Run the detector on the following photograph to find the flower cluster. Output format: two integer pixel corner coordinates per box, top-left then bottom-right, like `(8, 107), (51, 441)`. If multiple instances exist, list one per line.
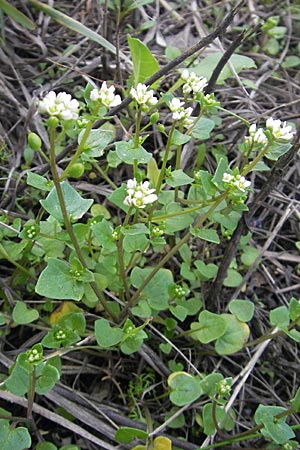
(90, 82), (122, 108)
(246, 118), (294, 145)
(246, 123), (268, 145)
(38, 91), (79, 121)
(217, 379), (231, 396)
(169, 98), (193, 126)
(222, 173), (251, 192)
(26, 346), (43, 364)
(124, 178), (158, 209)
(181, 69), (207, 96)
(130, 83), (158, 112)
(266, 117), (294, 141)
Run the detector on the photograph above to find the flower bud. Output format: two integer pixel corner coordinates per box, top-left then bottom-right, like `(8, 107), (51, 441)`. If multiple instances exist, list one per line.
(28, 132), (42, 150)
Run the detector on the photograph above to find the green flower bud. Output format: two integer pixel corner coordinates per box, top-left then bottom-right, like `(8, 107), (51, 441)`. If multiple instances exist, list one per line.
(28, 132), (42, 150)
(67, 163), (85, 178)
(47, 116), (59, 129)
(150, 111), (159, 124)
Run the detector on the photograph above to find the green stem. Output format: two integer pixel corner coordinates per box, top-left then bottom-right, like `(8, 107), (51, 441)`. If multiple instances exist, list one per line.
(60, 121), (94, 180)
(241, 143), (271, 176)
(27, 366), (36, 419)
(216, 106), (250, 126)
(93, 161), (117, 189)
(155, 121), (176, 194)
(49, 128), (116, 320)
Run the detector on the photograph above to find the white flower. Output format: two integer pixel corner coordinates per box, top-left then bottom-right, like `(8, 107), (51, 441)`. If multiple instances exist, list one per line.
(222, 173), (234, 183)
(130, 83), (158, 110)
(90, 82), (121, 107)
(223, 173), (251, 192)
(38, 91), (79, 120)
(266, 117), (295, 141)
(247, 124), (268, 145)
(181, 69), (207, 95)
(169, 97), (193, 125)
(124, 178), (158, 209)
(233, 175), (251, 192)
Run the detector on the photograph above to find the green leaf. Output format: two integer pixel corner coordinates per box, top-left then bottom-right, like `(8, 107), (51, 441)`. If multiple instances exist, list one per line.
(29, 0), (130, 63)
(228, 299), (254, 322)
(289, 297), (300, 321)
(0, 421), (31, 450)
(36, 443), (57, 450)
(170, 129), (191, 146)
(165, 169), (194, 187)
(35, 258), (85, 301)
(123, 233), (149, 253)
(202, 403), (227, 435)
(40, 182), (93, 223)
(12, 301), (39, 325)
(147, 157), (160, 187)
(193, 53), (256, 84)
(0, 0), (35, 29)
(117, 141), (152, 164)
(240, 245), (259, 267)
(254, 405), (295, 444)
(35, 363), (60, 395)
(120, 330), (147, 354)
(194, 260), (218, 281)
(41, 326), (80, 349)
(27, 172), (53, 191)
(5, 354), (32, 396)
(131, 267), (173, 311)
(269, 306), (289, 328)
(190, 310), (227, 344)
(266, 142), (291, 161)
(108, 184), (130, 213)
(91, 219), (116, 252)
(59, 312), (86, 335)
(215, 314), (250, 355)
(115, 427), (148, 444)
(200, 373), (224, 398)
(128, 35), (160, 86)
(191, 117), (215, 140)
(78, 128), (113, 160)
(223, 268), (243, 287)
(290, 387), (300, 413)
(190, 227), (220, 244)
(212, 157), (229, 189)
(95, 319), (124, 348)
(282, 55), (300, 68)
(198, 170), (218, 196)
(168, 371), (203, 406)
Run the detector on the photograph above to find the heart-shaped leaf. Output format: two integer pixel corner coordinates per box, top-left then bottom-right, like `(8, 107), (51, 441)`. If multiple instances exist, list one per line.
(215, 314), (250, 355)
(13, 301), (39, 324)
(95, 319), (124, 348)
(168, 371), (203, 406)
(0, 422), (31, 450)
(35, 258), (85, 301)
(190, 310), (227, 344)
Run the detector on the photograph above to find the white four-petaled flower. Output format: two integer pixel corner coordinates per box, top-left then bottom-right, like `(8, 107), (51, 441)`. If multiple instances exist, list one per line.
(169, 97), (193, 125)
(130, 83), (158, 110)
(124, 178), (158, 209)
(38, 91), (79, 120)
(90, 82), (122, 107)
(181, 69), (207, 95)
(246, 118), (294, 145)
(266, 117), (295, 141)
(248, 123), (268, 144)
(223, 173), (251, 192)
